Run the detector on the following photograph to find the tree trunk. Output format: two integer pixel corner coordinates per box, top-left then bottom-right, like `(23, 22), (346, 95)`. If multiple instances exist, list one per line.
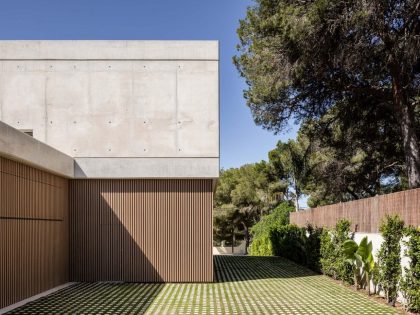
(241, 222), (250, 255)
(366, 273), (370, 296)
(391, 66), (420, 188)
(293, 176), (300, 211)
(354, 271), (358, 290)
(232, 231), (236, 254)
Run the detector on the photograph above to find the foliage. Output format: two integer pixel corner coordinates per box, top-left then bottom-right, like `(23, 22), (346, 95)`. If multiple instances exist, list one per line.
(268, 135), (312, 210)
(343, 237), (375, 294)
(320, 229), (336, 277)
(249, 232), (274, 256)
(213, 205), (243, 246)
(249, 202), (294, 256)
(299, 119), (408, 207)
(401, 227), (420, 312)
(377, 215), (405, 306)
(235, 0), (420, 188)
(320, 219), (354, 284)
(270, 224), (307, 265)
(251, 202), (294, 238)
(214, 163), (288, 252)
(372, 262), (381, 295)
(251, 218), (323, 273)
(305, 224), (323, 273)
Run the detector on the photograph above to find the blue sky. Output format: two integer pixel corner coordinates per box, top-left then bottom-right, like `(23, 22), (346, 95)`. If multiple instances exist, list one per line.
(0, 0), (298, 169)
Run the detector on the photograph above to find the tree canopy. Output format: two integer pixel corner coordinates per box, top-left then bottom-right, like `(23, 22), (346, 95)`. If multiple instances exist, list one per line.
(213, 162), (288, 252)
(234, 0), (420, 187)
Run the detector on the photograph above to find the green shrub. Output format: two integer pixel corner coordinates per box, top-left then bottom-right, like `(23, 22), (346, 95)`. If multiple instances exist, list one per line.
(250, 206), (348, 276)
(401, 227), (420, 312)
(320, 229), (335, 277)
(319, 219), (354, 284)
(343, 236), (375, 294)
(250, 234), (274, 256)
(305, 224), (323, 272)
(377, 215), (404, 306)
(251, 202), (294, 238)
(371, 261), (380, 294)
(252, 221), (322, 271)
(270, 224), (307, 265)
(250, 202), (294, 256)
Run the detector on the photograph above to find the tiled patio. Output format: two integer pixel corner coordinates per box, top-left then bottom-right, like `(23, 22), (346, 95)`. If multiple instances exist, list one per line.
(6, 256), (399, 314)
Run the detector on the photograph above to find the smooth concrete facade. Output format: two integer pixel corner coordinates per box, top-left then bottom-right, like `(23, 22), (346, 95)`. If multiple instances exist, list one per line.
(0, 40), (219, 178)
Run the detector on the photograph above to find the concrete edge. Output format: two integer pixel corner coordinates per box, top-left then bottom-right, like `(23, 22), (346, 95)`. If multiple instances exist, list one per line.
(0, 121), (220, 179)
(0, 121), (74, 178)
(74, 157), (220, 178)
(0, 282), (77, 314)
(0, 40), (219, 60)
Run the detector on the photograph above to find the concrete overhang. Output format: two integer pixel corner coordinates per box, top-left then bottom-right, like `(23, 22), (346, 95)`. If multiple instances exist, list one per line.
(0, 40), (219, 60)
(0, 121), (219, 179)
(0, 120), (74, 178)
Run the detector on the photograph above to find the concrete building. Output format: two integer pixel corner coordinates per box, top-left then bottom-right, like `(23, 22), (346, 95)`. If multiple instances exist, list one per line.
(0, 41), (219, 309)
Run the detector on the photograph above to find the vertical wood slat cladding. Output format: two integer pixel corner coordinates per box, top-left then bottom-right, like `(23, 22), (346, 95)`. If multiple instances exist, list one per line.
(0, 157), (69, 309)
(290, 188), (420, 232)
(70, 179), (213, 283)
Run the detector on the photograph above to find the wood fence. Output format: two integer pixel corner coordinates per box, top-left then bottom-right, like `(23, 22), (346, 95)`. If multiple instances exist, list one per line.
(290, 188), (420, 233)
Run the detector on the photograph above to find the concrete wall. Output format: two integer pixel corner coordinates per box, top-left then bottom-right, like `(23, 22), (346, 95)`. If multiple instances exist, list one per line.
(0, 41), (219, 178)
(213, 241), (247, 255)
(0, 120), (73, 177)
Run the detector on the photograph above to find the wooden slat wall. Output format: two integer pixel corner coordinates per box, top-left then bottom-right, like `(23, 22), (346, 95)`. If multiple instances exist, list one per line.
(0, 157), (69, 309)
(69, 179), (213, 283)
(290, 188), (420, 232)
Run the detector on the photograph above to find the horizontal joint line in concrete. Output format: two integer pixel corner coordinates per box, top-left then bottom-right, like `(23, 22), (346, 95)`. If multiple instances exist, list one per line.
(74, 156), (219, 158)
(0, 58), (219, 61)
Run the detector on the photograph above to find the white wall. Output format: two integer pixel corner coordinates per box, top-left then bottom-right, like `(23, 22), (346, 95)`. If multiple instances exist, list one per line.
(213, 241), (247, 255)
(353, 232), (409, 303)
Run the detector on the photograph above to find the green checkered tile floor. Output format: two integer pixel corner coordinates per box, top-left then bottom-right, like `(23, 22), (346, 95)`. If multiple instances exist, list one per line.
(7, 256), (400, 314)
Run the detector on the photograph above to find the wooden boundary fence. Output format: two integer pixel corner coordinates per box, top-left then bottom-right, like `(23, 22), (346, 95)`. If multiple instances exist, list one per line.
(290, 188), (420, 233)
